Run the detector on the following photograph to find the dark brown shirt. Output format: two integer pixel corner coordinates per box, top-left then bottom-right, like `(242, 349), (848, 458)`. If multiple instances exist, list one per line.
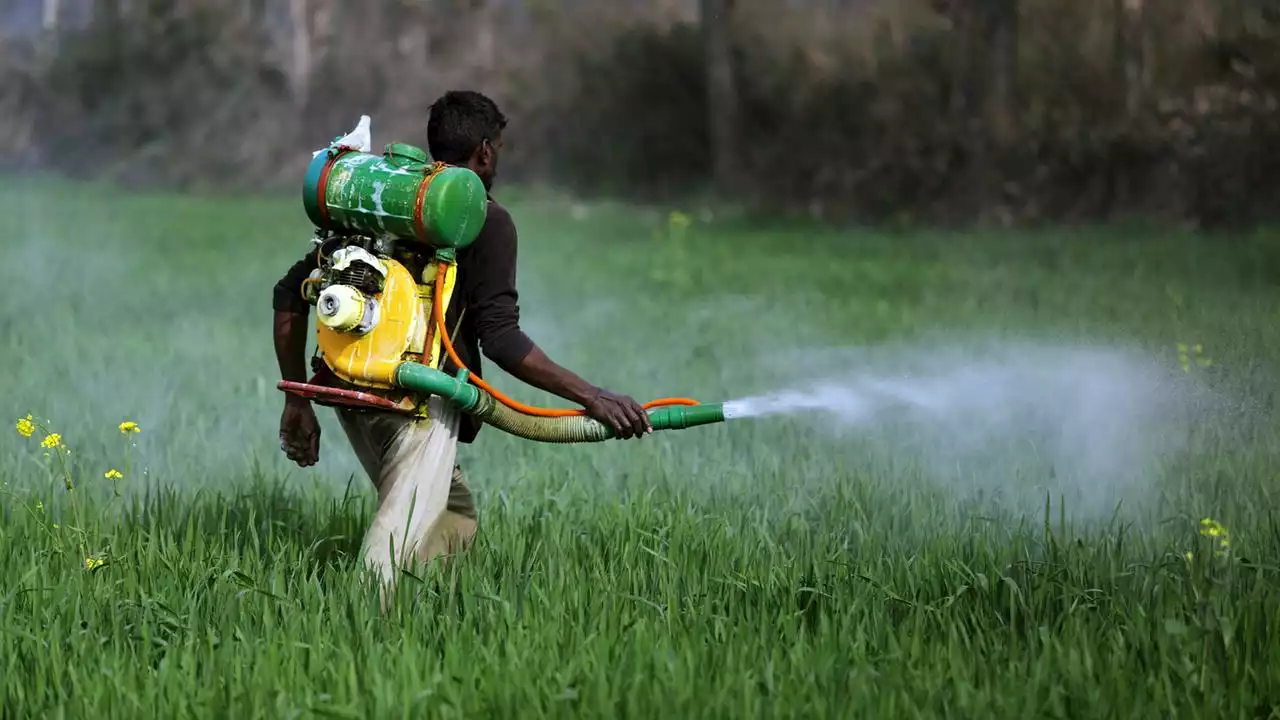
(272, 198), (534, 444)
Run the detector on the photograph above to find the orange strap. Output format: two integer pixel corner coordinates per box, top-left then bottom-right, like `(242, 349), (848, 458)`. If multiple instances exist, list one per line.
(431, 261), (699, 417)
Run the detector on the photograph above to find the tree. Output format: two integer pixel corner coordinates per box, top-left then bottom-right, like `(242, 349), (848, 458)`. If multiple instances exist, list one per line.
(701, 0), (741, 195)
(1115, 0), (1147, 121)
(981, 0), (1018, 146)
(289, 0), (311, 107)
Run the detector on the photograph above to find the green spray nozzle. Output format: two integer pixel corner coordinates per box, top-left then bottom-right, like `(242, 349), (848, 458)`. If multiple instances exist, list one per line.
(646, 403), (726, 431)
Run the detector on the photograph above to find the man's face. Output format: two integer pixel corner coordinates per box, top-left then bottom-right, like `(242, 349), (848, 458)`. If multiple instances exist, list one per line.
(469, 133), (502, 191)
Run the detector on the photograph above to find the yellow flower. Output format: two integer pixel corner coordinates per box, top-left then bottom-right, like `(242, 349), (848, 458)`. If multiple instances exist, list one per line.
(41, 433), (62, 449)
(1178, 343), (1213, 373)
(105, 469), (123, 480)
(1198, 517), (1231, 552)
(84, 556), (105, 571)
(119, 421), (140, 434)
(15, 415), (34, 438)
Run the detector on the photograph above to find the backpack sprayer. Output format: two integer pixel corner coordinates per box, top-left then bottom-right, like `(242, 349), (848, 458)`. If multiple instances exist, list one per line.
(277, 117), (725, 443)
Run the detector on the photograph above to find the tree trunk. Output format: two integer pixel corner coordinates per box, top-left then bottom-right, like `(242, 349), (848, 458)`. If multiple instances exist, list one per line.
(1189, 0), (1217, 40)
(1102, 0), (1148, 218)
(289, 0), (312, 108)
(474, 0), (497, 77)
(943, 0), (973, 123)
(42, 0), (59, 31)
(37, 0), (60, 59)
(701, 0), (741, 195)
(982, 0), (1018, 147)
(392, 0), (431, 68)
(1115, 0), (1146, 120)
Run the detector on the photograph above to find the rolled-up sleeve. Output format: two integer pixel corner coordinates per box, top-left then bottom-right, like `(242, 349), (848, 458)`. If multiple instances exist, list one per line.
(464, 205), (535, 371)
(273, 252), (317, 314)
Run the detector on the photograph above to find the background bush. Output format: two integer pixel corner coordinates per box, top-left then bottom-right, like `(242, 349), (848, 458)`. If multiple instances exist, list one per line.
(2, 0), (1277, 229)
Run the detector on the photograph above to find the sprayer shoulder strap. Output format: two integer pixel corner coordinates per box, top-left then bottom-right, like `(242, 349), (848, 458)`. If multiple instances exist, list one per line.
(416, 261), (460, 370)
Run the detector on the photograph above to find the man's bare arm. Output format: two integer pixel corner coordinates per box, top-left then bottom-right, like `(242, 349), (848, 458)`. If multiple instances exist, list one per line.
(465, 205), (650, 437)
(499, 345), (652, 437)
(272, 253), (318, 384)
(495, 345), (596, 407)
(273, 255), (322, 465)
(274, 310), (311, 388)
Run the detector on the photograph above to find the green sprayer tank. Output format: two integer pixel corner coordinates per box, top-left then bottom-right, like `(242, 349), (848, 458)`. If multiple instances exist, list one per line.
(303, 141), (488, 250)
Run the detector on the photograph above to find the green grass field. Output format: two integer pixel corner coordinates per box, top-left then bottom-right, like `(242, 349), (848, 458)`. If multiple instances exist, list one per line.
(3, 178), (1280, 718)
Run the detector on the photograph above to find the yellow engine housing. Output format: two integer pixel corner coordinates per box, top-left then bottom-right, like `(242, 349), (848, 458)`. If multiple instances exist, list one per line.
(315, 256), (457, 391)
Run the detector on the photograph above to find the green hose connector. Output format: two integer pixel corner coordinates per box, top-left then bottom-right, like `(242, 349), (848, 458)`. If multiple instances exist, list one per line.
(393, 362), (482, 412)
(391, 362), (725, 443)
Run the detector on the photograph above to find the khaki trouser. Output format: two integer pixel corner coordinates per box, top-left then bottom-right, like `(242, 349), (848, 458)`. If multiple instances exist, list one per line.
(335, 395), (478, 594)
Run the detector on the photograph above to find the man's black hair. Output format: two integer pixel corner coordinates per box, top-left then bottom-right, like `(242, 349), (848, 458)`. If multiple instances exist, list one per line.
(426, 90), (508, 165)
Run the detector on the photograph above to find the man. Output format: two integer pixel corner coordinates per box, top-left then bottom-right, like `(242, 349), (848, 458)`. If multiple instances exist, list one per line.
(272, 90), (651, 573)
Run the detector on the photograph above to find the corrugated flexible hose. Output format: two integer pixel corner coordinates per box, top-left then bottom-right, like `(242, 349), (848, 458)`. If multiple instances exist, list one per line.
(469, 391), (615, 443)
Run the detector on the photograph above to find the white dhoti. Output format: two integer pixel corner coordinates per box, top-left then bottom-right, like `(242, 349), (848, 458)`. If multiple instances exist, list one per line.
(335, 395), (479, 601)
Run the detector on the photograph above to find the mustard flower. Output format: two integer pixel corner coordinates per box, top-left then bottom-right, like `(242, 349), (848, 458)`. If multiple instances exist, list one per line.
(1199, 517), (1231, 556)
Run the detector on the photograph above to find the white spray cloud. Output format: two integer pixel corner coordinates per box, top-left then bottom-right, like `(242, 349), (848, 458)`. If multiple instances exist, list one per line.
(722, 338), (1238, 522)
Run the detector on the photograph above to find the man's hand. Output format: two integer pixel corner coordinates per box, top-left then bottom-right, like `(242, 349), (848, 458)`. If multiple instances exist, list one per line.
(584, 388), (652, 440)
(280, 397), (321, 467)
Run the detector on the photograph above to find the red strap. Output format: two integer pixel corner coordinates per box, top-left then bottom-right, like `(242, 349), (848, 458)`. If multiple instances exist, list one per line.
(278, 380), (411, 414)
